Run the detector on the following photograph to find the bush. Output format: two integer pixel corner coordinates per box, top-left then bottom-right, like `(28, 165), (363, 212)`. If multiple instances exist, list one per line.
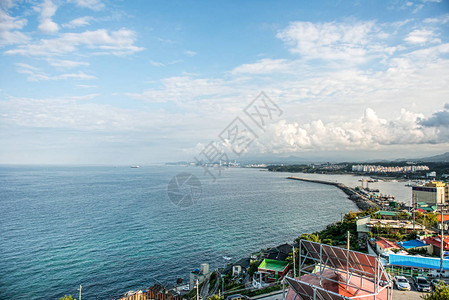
(422, 283), (449, 299)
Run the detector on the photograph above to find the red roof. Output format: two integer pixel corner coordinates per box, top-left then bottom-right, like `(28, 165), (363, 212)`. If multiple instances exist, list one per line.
(375, 237), (400, 250)
(437, 215), (449, 222)
(424, 236), (449, 250)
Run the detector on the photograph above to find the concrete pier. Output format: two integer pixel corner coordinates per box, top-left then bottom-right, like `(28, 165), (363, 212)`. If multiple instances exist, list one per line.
(287, 176), (379, 210)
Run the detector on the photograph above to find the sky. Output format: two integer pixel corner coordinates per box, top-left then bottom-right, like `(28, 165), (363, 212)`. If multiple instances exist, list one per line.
(1, 0), (449, 165)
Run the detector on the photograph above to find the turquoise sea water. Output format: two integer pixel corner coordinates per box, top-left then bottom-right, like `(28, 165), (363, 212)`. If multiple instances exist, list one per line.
(0, 166), (357, 299)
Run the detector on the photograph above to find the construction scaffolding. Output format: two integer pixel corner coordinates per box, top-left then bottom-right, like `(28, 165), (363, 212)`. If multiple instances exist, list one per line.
(285, 240), (393, 300)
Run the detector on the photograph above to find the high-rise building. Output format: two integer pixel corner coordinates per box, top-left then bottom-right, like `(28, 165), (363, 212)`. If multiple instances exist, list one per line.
(412, 181), (446, 207)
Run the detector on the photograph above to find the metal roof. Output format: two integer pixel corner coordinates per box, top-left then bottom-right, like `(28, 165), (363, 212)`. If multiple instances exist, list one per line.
(286, 277), (350, 300)
(301, 240), (390, 282)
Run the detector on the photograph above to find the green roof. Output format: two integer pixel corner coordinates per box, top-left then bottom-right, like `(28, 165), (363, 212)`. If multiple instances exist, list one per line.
(422, 207), (436, 211)
(374, 211), (411, 217)
(258, 259), (289, 272)
(417, 202), (429, 207)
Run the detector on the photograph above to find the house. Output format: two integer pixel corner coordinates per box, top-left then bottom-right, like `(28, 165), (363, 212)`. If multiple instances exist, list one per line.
(257, 259), (289, 282)
(356, 215), (425, 238)
(189, 263), (209, 290)
(373, 237), (400, 255)
(374, 211), (411, 219)
(424, 236), (449, 256)
(262, 243), (292, 261)
(396, 239), (432, 255)
(232, 257), (250, 276)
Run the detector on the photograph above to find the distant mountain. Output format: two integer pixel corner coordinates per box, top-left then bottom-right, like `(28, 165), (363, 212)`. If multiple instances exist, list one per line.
(416, 152), (449, 162)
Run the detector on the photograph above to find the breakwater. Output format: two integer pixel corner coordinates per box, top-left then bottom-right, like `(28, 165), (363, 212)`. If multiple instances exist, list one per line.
(287, 176), (379, 210)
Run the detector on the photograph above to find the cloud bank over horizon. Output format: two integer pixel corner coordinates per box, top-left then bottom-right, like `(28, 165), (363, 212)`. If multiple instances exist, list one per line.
(1, 1), (449, 164)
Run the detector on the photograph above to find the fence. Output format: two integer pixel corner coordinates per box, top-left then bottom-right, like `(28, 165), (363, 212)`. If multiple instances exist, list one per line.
(119, 289), (183, 300)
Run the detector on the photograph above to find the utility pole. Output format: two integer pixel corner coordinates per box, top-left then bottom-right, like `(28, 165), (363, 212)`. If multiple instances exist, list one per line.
(412, 194), (415, 231)
(347, 231), (350, 250)
(221, 274), (224, 295)
(196, 279), (199, 300)
(293, 244), (296, 278)
(440, 204), (445, 277)
(78, 285), (82, 300)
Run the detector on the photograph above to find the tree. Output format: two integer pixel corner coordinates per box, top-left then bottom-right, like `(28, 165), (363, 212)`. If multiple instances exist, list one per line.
(248, 261), (259, 277)
(398, 211), (410, 220)
(422, 283), (449, 299)
(59, 296), (74, 300)
(299, 233), (321, 243)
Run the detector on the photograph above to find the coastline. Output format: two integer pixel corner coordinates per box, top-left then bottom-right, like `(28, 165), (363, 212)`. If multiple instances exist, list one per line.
(286, 176), (380, 211)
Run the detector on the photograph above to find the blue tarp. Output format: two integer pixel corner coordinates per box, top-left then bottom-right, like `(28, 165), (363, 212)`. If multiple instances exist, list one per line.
(397, 240), (428, 249)
(389, 254), (449, 270)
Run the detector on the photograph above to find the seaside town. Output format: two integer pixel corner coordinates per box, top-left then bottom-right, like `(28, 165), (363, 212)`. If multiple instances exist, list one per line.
(3, 1), (449, 300)
(117, 160), (449, 300)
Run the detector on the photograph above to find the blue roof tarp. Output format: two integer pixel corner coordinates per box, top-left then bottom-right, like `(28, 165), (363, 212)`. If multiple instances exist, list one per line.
(397, 240), (428, 249)
(389, 254), (449, 270)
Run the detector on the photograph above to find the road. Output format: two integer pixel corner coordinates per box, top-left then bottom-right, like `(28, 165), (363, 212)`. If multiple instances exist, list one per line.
(392, 290), (424, 300)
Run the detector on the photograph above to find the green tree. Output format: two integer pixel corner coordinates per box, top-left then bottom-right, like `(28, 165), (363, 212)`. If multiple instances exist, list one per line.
(425, 213), (439, 228)
(299, 233), (321, 243)
(398, 211), (410, 220)
(208, 295), (224, 300)
(59, 296), (74, 300)
(422, 283), (449, 299)
(248, 261), (259, 277)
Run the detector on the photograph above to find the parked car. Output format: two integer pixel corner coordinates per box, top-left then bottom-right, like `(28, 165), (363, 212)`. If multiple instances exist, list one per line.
(226, 294), (249, 300)
(394, 276), (411, 291)
(414, 276), (431, 292)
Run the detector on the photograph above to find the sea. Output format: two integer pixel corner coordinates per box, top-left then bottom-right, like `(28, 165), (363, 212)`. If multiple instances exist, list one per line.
(0, 165), (411, 299)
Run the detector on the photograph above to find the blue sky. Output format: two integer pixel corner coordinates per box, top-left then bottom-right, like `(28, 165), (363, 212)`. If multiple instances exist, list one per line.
(1, 0), (449, 164)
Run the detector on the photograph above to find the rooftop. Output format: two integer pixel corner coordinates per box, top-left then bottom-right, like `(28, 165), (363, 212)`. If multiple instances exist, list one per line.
(258, 259), (289, 272)
(424, 236), (449, 250)
(367, 219), (425, 230)
(389, 253), (449, 270)
(437, 214), (449, 222)
(397, 239), (428, 249)
(375, 237), (400, 250)
(375, 211), (411, 217)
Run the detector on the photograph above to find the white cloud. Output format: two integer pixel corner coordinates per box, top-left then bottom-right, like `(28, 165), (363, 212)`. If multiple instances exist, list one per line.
(15, 63), (96, 81)
(36, 0), (59, 34)
(62, 16), (93, 28)
(276, 21), (388, 63)
(77, 84), (97, 89)
(0, 8), (29, 45)
(126, 76), (235, 103)
(255, 108), (446, 154)
(57, 72), (96, 80)
(404, 29), (440, 44)
(68, 0), (104, 10)
(424, 14), (449, 24)
(0, 0), (16, 9)
(231, 58), (293, 75)
(5, 28), (144, 56)
(0, 96), (185, 132)
(49, 59), (90, 68)
(184, 50), (197, 56)
(149, 59), (165, 67)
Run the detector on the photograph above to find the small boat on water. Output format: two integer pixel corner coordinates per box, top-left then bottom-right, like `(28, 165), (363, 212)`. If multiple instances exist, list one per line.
(131, 165), (140, 168)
